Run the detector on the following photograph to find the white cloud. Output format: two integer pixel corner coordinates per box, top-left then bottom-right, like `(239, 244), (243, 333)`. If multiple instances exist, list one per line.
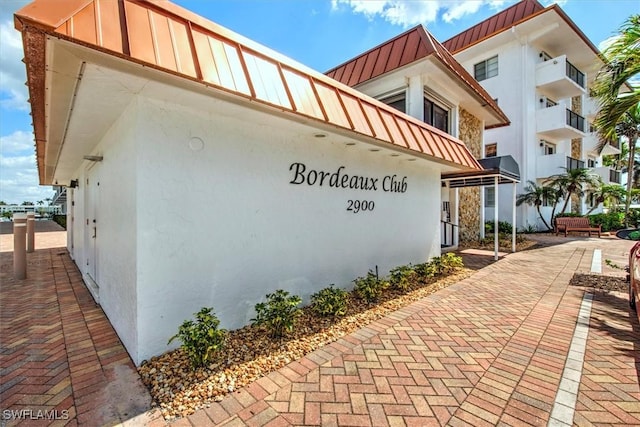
(0, 130), (51, 205)
(0, 17), (29, 111)
(331, 0), (516, 27)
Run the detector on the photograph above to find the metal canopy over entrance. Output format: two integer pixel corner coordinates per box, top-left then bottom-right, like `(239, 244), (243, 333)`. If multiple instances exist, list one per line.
(442, 155), (521, 261)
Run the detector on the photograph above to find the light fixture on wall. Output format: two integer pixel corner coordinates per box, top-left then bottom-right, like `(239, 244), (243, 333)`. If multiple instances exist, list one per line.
(83, 155), (103, 162)
(69, 179), (78, 189)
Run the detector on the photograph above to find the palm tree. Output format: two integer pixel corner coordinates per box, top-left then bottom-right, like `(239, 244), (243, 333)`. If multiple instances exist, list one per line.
(592, 15), (640, 143)
(585, 184), (627, 215)
(546, 168), (601, 215)
(37, 200), (44, 206)
(616, 104), (640, 224)
(516, 181), (558, 231)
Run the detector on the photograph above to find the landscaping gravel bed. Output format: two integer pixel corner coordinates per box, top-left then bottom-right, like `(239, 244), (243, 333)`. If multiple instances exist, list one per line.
(570, 273), (628, 293)
(138, 268), (473, 419)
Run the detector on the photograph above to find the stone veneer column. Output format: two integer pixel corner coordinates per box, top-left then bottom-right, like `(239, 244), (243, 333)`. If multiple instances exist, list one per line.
(458, 109), (483, 242)
(571, 95), (583, 214)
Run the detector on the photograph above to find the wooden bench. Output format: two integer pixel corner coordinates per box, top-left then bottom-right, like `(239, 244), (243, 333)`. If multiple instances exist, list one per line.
(555, 217), (601, 237)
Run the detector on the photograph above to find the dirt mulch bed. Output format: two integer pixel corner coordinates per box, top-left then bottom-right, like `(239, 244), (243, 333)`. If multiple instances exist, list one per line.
(459, 236), (538, 253)
(138, 268), (474, 419)
(570, 273), (628, 293)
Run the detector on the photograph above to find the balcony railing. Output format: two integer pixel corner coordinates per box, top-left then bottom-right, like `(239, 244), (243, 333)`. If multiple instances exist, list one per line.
(566, 156), (584, 171)
(566, 60), (585, 88)
(566, 109), (585, 132)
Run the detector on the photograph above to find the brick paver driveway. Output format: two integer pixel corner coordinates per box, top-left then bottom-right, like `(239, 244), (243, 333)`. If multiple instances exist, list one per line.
(2, 224), (640, 426)
(163, 237), (640, 427)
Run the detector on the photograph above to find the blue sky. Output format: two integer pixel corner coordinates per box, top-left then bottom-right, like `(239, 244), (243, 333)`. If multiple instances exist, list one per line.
(0, 0), (638, 204)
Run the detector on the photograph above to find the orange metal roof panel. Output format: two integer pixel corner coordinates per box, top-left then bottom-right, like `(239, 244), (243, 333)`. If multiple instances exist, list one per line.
(379, 111), (407, 149)
(16, 0), (485, 185)
(442, 0), (544, 53)
(72, 2), (97, 45)
(340, 94), (373, 137)
(169, 20), (197, 77)
(360, 50), (378, 83)
(395, 120), (422, 153)
(361, 103), (390, 141)
(124, 1), (156, 64)
(418, 126), (443, 159)
(243, 51), (291, 109)
(314, 83), (351, 129)
(150, 12), (178, 71)
(96, 0), (124, 53)
(282, 69), (324, 120)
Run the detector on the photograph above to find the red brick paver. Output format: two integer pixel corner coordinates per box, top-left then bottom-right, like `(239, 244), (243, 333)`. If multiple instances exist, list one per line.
(3, 224), (640, 427)
(185, 236), (640, 427)
(0, 222), (153, 426)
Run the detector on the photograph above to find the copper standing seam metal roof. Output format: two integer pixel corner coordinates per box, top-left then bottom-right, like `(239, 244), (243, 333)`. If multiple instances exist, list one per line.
(441, 0), (602, 58)
(15, 0), (484, 186)
(325, 25), (509, 129)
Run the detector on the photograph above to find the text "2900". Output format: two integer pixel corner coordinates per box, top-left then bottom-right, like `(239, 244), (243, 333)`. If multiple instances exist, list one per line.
(347, 200), (375, 213)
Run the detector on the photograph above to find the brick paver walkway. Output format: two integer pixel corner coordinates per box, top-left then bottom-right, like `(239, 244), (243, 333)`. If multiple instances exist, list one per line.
(0, 222), (151, 426)
(2, 225), (640, 426)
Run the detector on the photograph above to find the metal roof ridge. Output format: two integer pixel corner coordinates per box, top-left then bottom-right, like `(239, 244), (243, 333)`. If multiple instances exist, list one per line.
(16, 0), (485, 182)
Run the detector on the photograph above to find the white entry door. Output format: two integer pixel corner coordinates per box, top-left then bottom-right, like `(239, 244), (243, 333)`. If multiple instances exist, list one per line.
(84, 164), (100, 298)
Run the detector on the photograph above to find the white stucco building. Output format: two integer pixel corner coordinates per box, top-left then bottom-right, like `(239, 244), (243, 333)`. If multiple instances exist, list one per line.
(442, 0), (618, 230)
(15, 0), (511, 363)
(326, 26), (515, 245)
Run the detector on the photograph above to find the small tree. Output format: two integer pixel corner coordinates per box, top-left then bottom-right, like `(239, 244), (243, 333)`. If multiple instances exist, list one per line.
(546, 168), (601, 215)
(585, 183), (627, 215)
(516, 181), (557, 231)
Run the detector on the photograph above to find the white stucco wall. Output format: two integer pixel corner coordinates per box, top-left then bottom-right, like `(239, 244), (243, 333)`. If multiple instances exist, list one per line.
(131, 95), (443, 363)
(68, 101), (139, 359)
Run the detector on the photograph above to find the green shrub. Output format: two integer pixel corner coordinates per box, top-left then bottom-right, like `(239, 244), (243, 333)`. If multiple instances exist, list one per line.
(414, 261), (438, 279)
(440, 253), (464, 273)
(414, 254), (464, 280)
(354, 271), (389, 303)
(252, 290), (302, 338)
(389, 265), (417, 291)
(629, 231), (640, 241)
(311, 285), (348, 317)
(588, 211), (624, 232)
(485, 220), (513, 234)
(168, 307), (227, 369)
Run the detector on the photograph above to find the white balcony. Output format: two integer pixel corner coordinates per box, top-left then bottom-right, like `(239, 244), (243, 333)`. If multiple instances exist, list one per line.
(537, 105), (587, 140)
(536, 153), (584, 179)
(536, 55), (586, 99)
(592, 167), (621, 185)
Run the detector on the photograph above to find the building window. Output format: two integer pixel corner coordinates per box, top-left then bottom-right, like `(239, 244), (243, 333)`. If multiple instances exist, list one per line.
(474, 55), (498, 81)
(587, 158), (596, 168)
(485, 187), (495, 207)
(380, 93), (406, 113)
(485, 143), (497, 158)
(424, 98), (449, 133)
(541, 140), (555, 155)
